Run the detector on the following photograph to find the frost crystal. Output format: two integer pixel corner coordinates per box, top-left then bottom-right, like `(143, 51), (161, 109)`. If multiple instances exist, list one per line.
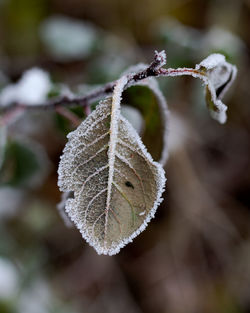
(0, 68), (51, 106)
(196, 53), (226, 70)
(154, 50), (167, 69)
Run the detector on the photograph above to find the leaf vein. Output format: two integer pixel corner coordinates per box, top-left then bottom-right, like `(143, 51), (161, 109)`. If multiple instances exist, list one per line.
(115, 152), (147, 209)
(76, 164), (109, 205)
(71, 144), (108, 181)
(112, 181), (136, 227)
(84, 187), (108, 225)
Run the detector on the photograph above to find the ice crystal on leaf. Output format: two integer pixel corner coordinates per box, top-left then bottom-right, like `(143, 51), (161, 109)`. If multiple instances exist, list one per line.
(58, 76), (166, 255)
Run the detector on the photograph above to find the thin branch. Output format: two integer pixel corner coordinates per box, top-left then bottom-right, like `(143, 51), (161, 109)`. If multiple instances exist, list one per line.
(0, 105), (26, 126)
(0, 51), (207, 118)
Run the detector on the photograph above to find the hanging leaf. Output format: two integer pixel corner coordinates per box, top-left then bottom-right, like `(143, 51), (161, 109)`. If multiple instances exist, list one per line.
(58, 76), (166, 255)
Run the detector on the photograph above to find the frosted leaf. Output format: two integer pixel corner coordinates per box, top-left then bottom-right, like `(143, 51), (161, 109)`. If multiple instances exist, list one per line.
(196, 53), (237, 123)
(58, 77), (166, 256)
(0, 68), (51, 106)
(40, 15), (96, 61)
(122, 63), (169, 165)
(197, 53), (226, 70)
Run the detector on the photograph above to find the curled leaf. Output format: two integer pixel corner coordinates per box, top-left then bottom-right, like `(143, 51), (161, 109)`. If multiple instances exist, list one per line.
(58, 77), (166, 255)
(196, 53), (237, 123)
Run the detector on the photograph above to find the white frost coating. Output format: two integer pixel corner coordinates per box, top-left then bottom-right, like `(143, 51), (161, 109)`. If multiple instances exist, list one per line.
(86, 115), (166, 256)
(209, 103), (227, 124)
(196, 53), (226, 70)
(196, 54), (237, 99)
(58, 92), (166, 255)
(160, 54), (236, 124)
(196, 53), (237, 124)
(121, 63), (169, 165)
(104, 75), (128, 249)
(154, 50), (167, 69)
(102, 115), (166, 255)
(0, 68), (51, 106)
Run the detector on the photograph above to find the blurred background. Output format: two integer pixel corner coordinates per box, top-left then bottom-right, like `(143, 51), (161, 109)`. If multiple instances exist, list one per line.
(0, 0), (250, 312)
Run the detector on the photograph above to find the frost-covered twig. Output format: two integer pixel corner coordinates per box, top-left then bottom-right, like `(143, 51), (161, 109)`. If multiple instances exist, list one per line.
(0, 50), (236, 124)
(0, 51), (195, 112)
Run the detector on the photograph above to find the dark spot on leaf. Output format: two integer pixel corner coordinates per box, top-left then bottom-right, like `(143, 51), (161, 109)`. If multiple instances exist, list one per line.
(67, 191), (75, 199)
(125, 181), (134, 189)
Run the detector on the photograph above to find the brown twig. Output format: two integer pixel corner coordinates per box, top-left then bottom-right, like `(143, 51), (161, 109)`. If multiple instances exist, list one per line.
(0, 51), (207, 125)
(55, 106), (81, 127)
(0, 105), (26, 126)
